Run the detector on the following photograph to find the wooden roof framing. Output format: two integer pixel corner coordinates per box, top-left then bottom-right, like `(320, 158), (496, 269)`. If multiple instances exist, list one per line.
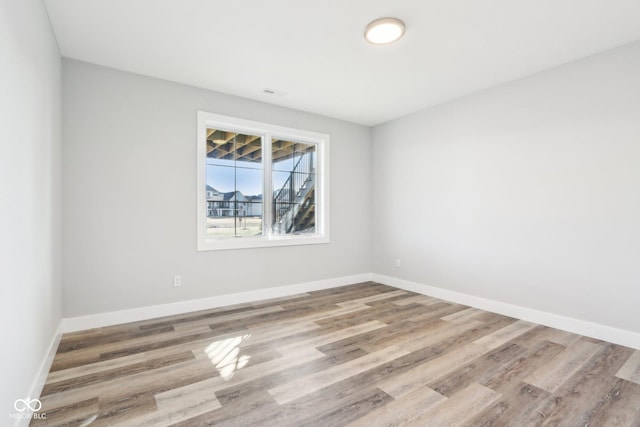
(206, 128), (313, 163)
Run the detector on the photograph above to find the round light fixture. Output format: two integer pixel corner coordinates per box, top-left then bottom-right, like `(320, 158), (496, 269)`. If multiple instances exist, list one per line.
(364, 17), (406, 45)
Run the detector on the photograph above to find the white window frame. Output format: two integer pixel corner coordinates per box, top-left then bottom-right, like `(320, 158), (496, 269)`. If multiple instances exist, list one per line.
(197, 111), (330, 251)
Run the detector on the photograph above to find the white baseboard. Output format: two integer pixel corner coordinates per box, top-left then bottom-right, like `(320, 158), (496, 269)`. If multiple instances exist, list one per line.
(60, 273), (372, 333)
(372, 273), (640, 350)
(14, 322), (63, 427)
(57, 271), (640, 347)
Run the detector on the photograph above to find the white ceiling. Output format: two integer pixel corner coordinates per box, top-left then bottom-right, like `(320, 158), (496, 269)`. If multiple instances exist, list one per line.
(44, 0), (640, 126)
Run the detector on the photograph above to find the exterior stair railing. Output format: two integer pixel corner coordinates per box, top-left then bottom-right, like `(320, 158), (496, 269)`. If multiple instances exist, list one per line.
(272, 152), (315, 233)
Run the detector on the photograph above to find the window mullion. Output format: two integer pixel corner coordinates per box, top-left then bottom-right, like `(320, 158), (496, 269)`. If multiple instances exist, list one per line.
(264, 133), (273, 239)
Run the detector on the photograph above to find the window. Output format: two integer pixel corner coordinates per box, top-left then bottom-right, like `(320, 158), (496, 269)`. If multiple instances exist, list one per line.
(197, 111), (329, 250)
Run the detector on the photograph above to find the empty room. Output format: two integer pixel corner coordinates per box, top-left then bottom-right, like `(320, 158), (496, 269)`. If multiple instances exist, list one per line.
(3, 0), (640, 425)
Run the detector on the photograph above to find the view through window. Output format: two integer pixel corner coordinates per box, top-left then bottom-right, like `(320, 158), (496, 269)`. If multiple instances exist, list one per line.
(205, 131), (318, 238)
(206, 130), (264, 238)
(272, 140), (316, 235)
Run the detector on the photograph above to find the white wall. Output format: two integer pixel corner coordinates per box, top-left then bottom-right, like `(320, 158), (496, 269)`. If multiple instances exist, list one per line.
(372, 41), (640, 334)
(0, 0), (62, 419)
(62, 59), (371, 317)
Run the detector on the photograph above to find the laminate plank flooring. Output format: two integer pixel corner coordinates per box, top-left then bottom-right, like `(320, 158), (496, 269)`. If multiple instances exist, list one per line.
(617, 350), (640, 385)
(33, 282), (640, 426)
(523, 339), (602, 393)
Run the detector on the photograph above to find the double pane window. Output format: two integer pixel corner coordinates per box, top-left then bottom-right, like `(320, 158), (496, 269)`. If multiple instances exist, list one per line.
(197, 112), (329, 251)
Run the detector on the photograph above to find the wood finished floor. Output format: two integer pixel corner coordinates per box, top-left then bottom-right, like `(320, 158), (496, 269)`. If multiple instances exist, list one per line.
(34, 282), (640, 426)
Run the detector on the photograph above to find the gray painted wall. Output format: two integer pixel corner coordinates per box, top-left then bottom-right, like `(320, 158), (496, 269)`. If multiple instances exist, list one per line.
(372, 41), (640, 333)
(62, 59), (371, 317)
(0, 0), (62, 418)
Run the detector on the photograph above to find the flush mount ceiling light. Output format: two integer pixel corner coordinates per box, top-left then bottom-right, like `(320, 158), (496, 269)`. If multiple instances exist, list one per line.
(364, 17), (406, 45)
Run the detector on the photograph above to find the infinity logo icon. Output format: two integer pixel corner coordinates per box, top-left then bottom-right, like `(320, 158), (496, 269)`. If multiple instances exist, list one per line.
(14, 398), (42, 412)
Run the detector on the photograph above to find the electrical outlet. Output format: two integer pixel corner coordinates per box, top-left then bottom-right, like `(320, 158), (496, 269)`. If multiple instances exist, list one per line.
(395, 258), (401, 268)
(173, 275), (182, 287)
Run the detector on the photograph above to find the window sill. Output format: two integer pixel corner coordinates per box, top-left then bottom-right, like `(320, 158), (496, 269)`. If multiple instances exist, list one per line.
(197, 234), (330, 251)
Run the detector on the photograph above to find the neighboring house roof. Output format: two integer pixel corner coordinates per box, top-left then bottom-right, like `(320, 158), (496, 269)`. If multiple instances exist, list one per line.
(206, 186), (222, 201)
(208, 189), (262, 202)
(223, 191), (248, 201)
(206, 185), (225, 201)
